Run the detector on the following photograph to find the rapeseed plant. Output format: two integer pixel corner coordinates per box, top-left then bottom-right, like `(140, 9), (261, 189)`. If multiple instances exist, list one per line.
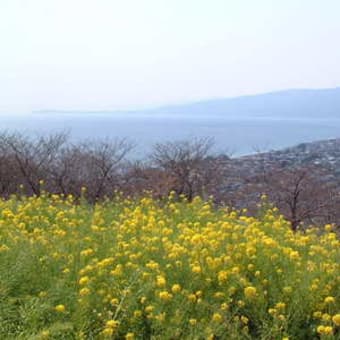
(0, 193), (338, 339)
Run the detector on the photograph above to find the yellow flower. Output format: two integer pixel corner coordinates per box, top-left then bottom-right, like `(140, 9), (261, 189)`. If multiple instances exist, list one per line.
(220, 303), (229, 310)
(232, 266), (240, 274)
(212, 312), (223, 323)
(244, 286), (257, 299)
(289, 251), (299, 260)
(217, 270), (228, 283)
(247, 264), (255, 271)
(241, 316), (249, 324)
(324, 326), (333, 335)
(332, 314), (340, 326)
(102, 328), (113, 336)
(238, 300), (245, 307)
(192, 265), (202, 274)
(214, 292), (225, 299)
(80, 248), (94, 257)
(111, 298), (119, 305)
(156, 275), (166, 288)
(188, 294), (197, 303)
(324, 224), (333, 231)
(313, 311), (322, 318)
(159, 291), (172, 301)
(155, 312), (166, 322)
(145, 305), (154, 313)
(268, 308), (277, 315)
(322, 313), (331, 321)
(54, 304), (65, 313)
(79, 287), (90, 296)
(324, 296), (335, 304)
(79, 276), (90, 285)
(189, 318), (197, 326)
(125, 332), (135, 340)
(317, 325), (333, 335)
(171, 284), (181, 293)
(105, 320), (119, 329)
(275, 302), (286, 310)
(195, 290), (203, 298)
(134, 310), (142, 318)
(278, 314), (285, 321)
(39, 291), (47, 298)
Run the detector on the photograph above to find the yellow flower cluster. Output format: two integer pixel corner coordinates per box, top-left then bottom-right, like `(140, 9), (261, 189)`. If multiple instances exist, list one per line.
(0, 194), (338, 339)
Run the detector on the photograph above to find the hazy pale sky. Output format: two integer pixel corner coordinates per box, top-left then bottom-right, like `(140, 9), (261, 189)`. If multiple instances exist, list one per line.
(1, 0), (340, 113)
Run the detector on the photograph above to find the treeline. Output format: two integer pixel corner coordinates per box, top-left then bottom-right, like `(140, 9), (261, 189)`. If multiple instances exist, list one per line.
(0, 132), (222, 201)
(0, 131), (339, 231)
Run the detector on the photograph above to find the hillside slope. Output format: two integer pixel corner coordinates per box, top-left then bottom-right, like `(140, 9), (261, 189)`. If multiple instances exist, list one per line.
(145, 87), (340, 118)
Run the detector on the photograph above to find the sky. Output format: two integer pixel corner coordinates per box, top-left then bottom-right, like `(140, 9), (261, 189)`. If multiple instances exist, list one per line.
(1, 0), (340, 114)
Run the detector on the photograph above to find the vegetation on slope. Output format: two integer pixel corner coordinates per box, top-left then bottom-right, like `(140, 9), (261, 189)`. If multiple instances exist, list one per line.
(0, 193), (339, 339)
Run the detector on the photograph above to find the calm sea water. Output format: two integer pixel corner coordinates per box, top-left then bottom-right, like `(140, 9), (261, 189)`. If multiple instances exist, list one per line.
(1, 113), (340, 158)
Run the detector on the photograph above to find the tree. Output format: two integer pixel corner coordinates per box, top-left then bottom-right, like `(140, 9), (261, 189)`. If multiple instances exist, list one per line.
(264, 167), (339, 231)
(0, 132), (68, 196)
(150, 137), (224, 201)
(49, 138), (134, 201)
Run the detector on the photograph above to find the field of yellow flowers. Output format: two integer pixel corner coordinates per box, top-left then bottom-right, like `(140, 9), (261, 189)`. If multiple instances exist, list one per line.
(0, 193), (339, 339)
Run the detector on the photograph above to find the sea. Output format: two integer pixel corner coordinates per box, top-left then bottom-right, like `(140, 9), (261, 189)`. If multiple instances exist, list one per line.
(1, 113), (340, 159)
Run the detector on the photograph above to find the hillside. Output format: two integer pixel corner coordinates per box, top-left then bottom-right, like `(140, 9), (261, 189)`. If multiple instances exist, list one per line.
(0, 194), (339, 339)
(35, 87), (340, 119)
(146, 87), (340, 118)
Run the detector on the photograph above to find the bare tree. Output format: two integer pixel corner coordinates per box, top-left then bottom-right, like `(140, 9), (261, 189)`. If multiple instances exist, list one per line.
(150, 137), (225, 201)
(1, 130), (339, 231)
(0, 132), (68, 196)
(48, 138), (134, 200)
(122, 160), (178, 199)
(0, 132), (134, 200)
(264, 167), (339, 231)
(82, 138), (134, 200)
(0, 146), (20, 197)
(48, 144), (86, 197)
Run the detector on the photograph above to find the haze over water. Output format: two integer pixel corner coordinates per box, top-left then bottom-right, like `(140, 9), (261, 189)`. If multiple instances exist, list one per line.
(1, 1), (340, 158)
(2, 113), (340, 158)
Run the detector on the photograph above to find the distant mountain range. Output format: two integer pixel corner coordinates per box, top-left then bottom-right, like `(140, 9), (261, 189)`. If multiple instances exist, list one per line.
(36, 87), (340, 119)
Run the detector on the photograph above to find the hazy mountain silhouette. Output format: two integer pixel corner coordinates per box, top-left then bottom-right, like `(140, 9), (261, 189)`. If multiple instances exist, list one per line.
(36, 87), (340, 119)
(144, 87), (340, 118)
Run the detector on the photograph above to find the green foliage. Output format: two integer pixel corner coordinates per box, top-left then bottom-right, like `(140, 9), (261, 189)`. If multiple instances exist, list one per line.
(0, 194), (339, 339)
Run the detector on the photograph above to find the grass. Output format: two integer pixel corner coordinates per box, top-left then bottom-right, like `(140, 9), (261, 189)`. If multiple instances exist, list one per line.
(0, 193), (339, 339)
